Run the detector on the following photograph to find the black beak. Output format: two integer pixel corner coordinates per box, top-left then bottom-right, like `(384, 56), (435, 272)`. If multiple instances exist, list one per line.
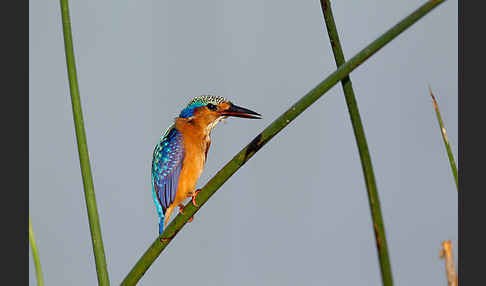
(221, 103), (262, 119)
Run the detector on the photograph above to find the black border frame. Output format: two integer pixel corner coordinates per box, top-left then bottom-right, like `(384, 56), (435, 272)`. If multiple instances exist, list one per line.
(5, 0), (28, 284)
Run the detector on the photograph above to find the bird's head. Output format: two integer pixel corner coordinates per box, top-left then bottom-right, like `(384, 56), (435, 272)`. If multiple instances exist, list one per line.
(179, 95), (261, 132)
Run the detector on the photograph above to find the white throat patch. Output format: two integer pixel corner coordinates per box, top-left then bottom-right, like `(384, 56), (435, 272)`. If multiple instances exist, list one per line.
(205, 116), (226, 134)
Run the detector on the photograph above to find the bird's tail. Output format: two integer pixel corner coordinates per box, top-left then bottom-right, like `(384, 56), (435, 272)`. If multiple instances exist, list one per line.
(159, 216), (165, 235)
(158, 205), (175, 235)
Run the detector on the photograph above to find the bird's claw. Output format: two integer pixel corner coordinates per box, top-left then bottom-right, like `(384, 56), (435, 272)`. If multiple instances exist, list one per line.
(178, 204), (194, 223)
(160, 237), (171, 243)
(178, 204), (185, 214)
(190, 189), (201, 207)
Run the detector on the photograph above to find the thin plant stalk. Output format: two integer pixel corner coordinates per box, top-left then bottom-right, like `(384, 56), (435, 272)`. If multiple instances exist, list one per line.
(60, 0), (110, 285)
(319, 0), (393, 284)
(121, 1), (445, 284)
(430, 88), (458, 191)
(29, 215), (45, 286)
(440, 240), (458, 286)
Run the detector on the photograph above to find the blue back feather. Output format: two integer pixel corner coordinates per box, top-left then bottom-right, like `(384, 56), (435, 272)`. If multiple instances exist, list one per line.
(151, 125), (184, 234)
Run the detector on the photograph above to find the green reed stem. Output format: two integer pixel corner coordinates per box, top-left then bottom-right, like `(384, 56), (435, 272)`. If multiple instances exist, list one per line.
(121, 1), (445, 284)
(430, 87), (458, 191)
(29, 215), (45, 286)
(60, 0), (110, 285)
(319, 0), (393, 284)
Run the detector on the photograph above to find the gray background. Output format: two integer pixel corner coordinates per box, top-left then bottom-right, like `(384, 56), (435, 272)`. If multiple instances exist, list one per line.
(29, 0), (457, 285)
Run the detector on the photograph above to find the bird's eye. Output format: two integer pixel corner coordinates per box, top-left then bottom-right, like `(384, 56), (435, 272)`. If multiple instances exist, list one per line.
(207, 103), (217, 111)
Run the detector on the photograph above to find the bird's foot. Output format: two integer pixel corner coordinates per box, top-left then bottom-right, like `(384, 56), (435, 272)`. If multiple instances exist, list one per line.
(178, 204), (185, 214)
(178, 204), (193, 222)
(160, 237), (171, 243)
(186, 189), (201, 207)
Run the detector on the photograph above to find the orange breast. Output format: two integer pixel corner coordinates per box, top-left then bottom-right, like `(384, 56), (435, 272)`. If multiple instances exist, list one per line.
(172, 118), (210, 207)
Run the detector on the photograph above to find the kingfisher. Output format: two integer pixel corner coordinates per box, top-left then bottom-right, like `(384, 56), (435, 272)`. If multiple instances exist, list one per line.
(151, 95), (261, 235)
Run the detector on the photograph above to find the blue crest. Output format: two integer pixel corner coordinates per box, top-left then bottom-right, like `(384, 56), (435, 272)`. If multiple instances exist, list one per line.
(179, 102), (206, 118)
(178, 95), (227, 118)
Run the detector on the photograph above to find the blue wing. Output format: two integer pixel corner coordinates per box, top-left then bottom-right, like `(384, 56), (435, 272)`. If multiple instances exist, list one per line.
(151, 125), (184, 234)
